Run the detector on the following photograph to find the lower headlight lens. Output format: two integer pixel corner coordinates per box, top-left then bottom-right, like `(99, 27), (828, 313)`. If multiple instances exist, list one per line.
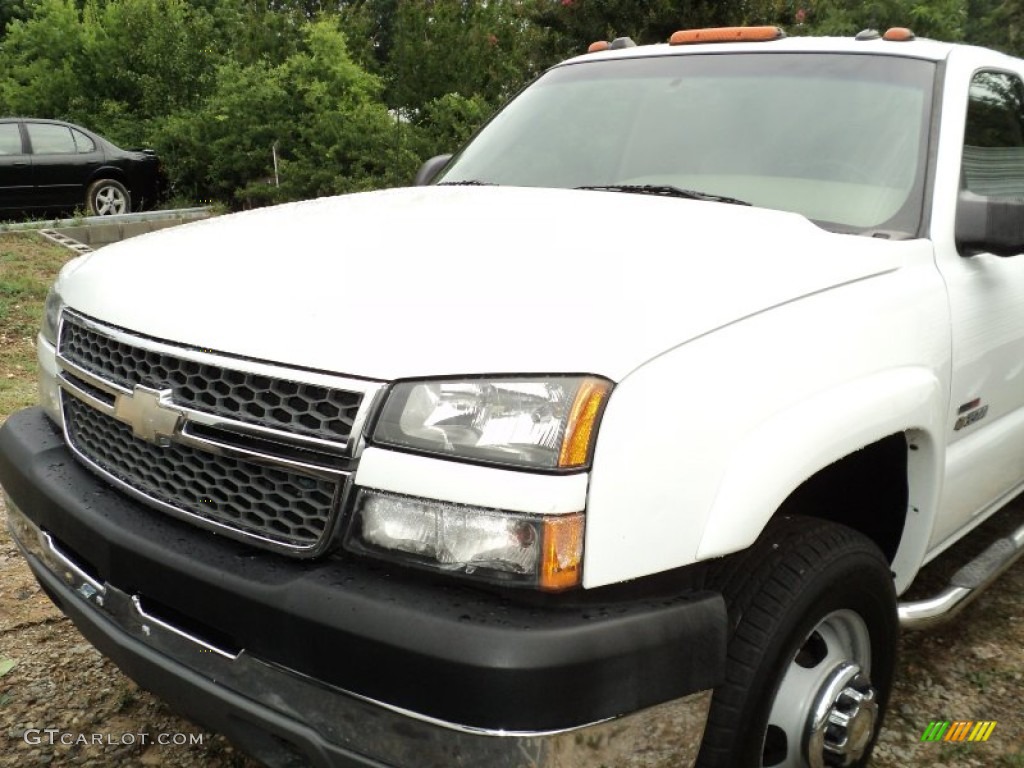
(37, 287), (65, 428)
(38, 362), (64, 428)
(40, 285), (64, 345)
(346, 489), (585, 590)
(372, 376), (612, 470)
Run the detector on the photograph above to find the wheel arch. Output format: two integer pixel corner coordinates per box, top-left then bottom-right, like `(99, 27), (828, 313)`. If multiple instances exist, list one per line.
(89, 165), (128, 184)
(696, 368), (945, 593)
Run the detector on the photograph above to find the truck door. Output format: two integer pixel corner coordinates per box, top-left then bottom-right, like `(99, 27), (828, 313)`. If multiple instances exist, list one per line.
(933, 67), (1024, 548)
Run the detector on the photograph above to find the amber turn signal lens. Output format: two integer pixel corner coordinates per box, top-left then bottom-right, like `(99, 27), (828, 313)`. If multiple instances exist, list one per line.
(882, 27), (916, 41)
(558, 378), (612, 468)
(540, 513), (585, 591)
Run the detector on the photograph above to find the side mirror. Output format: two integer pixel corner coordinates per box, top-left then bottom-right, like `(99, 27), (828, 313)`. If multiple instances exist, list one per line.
(414, 154), (453, 187)
(955, 190), (1024, 257)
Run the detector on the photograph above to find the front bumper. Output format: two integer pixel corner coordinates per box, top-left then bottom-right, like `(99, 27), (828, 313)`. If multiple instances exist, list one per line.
(1, 407), (726, 767)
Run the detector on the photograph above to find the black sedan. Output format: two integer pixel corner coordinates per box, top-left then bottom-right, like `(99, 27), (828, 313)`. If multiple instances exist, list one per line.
(0, 118), (164, 217)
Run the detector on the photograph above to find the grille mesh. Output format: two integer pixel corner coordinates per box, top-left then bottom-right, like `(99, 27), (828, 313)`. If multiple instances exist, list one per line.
(65, 397), (337, 548)
(60, 316), (362, 443)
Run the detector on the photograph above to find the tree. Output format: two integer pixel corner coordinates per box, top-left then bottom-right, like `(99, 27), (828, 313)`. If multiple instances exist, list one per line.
(0, 0), (36, 38)
(0, 0), (85, 117)
(965, 0), (1024, 55)
(78, 0), (219, 141)
(525, 0), (776, 60)
(338, 0), (401, 74)
(0, 0), (220, 146)
(788, 0), (966, 41)
(385, 0), (545, 112)
(154, 19), (419, 207)
(416, 91), (492, 158)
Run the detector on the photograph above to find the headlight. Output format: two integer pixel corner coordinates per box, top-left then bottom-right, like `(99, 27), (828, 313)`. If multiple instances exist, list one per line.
(345, 489), (585, 590)
(38, 285), (65, 427)
(371, 376), (612, 470)
(40, 285), (64, 345)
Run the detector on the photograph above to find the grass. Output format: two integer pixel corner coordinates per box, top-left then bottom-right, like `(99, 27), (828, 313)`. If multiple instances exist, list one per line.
(0, 232), (76, 419)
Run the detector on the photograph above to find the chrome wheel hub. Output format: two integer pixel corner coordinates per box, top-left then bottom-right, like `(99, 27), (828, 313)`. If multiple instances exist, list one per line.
(806, 664), (878, 766)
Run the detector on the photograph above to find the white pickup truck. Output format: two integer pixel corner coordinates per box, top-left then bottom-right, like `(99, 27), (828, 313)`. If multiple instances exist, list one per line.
(3, 24), (1024, 768)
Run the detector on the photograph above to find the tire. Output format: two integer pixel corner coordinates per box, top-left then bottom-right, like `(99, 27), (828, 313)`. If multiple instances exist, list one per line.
(697, 515), (898, 768)
(86, 179), (130, 216)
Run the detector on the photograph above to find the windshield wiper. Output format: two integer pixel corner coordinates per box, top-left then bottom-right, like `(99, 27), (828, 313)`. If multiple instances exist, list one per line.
(436, 180), (497, 186)
(575, 184), (751, 206)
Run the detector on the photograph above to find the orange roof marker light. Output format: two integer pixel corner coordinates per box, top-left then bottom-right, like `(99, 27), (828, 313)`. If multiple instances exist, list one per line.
(587, 37), (636, 53)
(670, 26), (785, 46)
(883, 27), (916, 41)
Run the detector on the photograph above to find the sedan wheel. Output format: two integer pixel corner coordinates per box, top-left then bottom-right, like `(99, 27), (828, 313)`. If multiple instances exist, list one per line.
(87, 179), (130, 216)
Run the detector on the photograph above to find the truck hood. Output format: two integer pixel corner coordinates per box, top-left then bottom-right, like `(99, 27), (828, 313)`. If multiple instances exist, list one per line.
(60, 186), (901, 382)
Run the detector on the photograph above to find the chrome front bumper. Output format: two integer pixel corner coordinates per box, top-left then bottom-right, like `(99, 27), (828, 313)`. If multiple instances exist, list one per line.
(6, 495), (712, 768)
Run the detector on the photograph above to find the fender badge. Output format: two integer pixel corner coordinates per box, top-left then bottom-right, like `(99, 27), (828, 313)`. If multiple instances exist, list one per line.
(954, 404), (988, 431)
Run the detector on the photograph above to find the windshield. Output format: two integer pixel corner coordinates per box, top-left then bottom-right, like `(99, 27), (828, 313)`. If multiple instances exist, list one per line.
(438, 53), (936, 236)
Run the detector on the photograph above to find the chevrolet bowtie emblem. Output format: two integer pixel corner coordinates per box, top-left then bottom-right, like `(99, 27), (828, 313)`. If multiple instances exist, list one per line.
(113, 386), (182, 445)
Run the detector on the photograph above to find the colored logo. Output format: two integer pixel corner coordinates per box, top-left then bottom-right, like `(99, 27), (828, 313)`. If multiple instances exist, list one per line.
(920, 721), (996, 742)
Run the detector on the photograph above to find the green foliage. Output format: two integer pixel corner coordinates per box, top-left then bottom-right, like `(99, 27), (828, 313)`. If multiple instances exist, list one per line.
(79, 0), (219, 118)
(416, 92), (492, 157)
(0, 0), (36, 37)
(0, 0), (219, 143)
(154, 20), (419, 207)
(337, 0), (400, 73)
(274, 20), (416, 197)
(0, 0), (85, 118)
(786, 0), (967, 41)
(966, 0), (1024, 56)
(386, 0), (545, 112)
(2, 0), (1023, 209)
(525, 0), (776, 59)
(153, 60), (290, 206)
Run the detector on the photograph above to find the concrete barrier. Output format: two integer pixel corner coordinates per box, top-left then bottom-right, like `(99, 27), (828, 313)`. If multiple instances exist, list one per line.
(3, 208), (213, 253)
(4, 207), (211, 236)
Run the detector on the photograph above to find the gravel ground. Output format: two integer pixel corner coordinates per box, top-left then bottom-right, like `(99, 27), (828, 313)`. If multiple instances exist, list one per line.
(2, 487), (1024, 767)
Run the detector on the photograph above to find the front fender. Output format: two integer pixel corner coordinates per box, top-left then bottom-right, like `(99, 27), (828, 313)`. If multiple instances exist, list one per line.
(696, 368), (945, 577)
(582, 250), (948, 589)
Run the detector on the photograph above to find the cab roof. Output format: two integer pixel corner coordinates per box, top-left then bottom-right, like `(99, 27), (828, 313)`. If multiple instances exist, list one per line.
(563, 33), (965, 66)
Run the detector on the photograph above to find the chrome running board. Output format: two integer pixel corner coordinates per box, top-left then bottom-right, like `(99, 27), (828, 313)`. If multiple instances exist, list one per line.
(898, 521), (1024, 630)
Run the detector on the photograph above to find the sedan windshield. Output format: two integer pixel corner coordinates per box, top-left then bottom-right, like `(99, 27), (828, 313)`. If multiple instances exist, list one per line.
(438, 53), (936, 236)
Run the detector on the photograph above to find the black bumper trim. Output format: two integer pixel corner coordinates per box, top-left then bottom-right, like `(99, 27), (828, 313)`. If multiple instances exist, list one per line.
(23, 552), (381, 768)
(0, 407), (726, 732)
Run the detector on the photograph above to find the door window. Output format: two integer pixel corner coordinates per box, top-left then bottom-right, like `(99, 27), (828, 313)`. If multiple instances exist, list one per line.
(0, 124), (23, 155)
(26, 123), (77, 154)
(962, 71), (1024, 196)
(71, 129), (96, 153)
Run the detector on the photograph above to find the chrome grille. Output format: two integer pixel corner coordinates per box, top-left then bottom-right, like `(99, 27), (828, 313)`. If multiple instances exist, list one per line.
(55, 311), (382, 555)
(60, 314), (362, 443)
(65, 398), (337, 547)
